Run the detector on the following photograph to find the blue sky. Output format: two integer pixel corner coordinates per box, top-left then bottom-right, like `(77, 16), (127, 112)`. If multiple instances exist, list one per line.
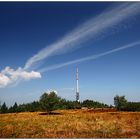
(0, 2), (140, 106)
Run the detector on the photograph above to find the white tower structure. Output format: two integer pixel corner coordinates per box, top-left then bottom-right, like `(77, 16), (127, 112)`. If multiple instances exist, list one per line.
(76, 66), (79, 102)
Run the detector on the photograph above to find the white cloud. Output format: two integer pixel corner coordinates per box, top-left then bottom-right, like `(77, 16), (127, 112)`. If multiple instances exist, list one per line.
(0, 73), (11, 88)
(39, 40), (140, 72)
(0, 66), (41, 88)
(24, 3), (140, 70)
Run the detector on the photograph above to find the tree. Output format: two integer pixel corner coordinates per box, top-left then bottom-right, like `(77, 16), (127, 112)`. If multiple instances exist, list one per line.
(17, 104), (26, 112)
(125, 102), (140, 112)
(0, 101), (1, 110)
(114, 95), (127, 111)
(82, 100), (94, 108)
(0, 101), (1, 113)
(73, 101), (81, 109)
(39, 91), (61, 113)
(57, 99), (68, 109)
(8, 102), (18, 113)
(13, 102), (18, 112)
(0, 102), (8, 113)
(25, 101), (41, 112)
(8, 106), (14, 113)
(30, 101), (41, 112)
(82, 99), (108, 108)
(64, 100), (75, 109)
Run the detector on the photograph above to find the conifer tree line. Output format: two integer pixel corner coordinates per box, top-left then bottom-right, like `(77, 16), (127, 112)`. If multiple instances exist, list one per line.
(0, 92), (140, 114)
(114, 95), (140, 111)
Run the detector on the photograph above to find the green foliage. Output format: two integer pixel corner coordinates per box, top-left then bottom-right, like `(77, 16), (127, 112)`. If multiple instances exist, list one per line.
(8, 102), (18, 113)
(82, 99), (109, 108)
(39, 92), (61, 113)
(73, 101), (81, 109)
(0, 102), (1, 112)
(17, 104), (27, 112)
(23, 101), (41, 112)
(0, 102), (8, 113)
(114, 95), (140, 111)
(56, 99), (68, 109)
(31, 101), (41, 111)
(61, 101), (81, 109)
(1, 92), (139, 114)
(13, 102), (18, 112)
(62, 100), (80, 109)
(125, 102), (140, 111)
(7, 101), (41, 113)
(114, 95), (127, 111)
(65, 101), (75, 109)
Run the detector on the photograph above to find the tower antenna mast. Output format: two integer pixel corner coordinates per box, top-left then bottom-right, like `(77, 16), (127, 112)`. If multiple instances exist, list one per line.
(76, 66), (79, 102)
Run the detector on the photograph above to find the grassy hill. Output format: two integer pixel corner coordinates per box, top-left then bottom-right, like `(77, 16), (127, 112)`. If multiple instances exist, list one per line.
(0, 109), (140, 138)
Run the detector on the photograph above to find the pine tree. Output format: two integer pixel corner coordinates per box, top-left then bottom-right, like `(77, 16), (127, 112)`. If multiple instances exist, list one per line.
(1, 102), (8, 113)
(13, 102), (18, 112)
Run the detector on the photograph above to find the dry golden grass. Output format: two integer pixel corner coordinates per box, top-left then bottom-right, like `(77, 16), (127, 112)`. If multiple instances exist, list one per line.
(0, 109), (140, 138)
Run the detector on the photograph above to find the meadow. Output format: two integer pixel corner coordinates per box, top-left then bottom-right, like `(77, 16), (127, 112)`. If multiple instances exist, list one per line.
(0, 109), (140, 138)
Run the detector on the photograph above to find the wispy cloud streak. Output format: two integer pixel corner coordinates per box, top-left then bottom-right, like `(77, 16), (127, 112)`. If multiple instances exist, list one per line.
(1, 3), (140, 88)
(39, 41), (140, 72)
(24, 3), (140, 70)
